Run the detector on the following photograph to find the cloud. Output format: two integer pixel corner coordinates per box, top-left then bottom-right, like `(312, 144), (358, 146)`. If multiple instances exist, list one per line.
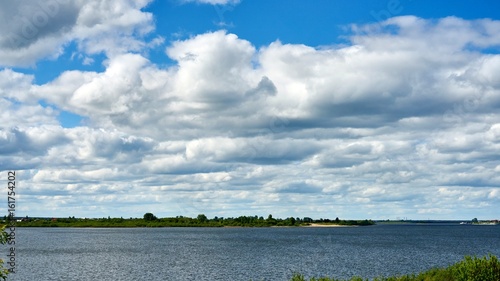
(167, 31), (257, 105)
(0, 0), (155, 66)
(2, 16), (500, 219)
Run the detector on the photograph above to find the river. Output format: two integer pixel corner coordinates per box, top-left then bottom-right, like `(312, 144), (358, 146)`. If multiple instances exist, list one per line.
(7, 224), (500, 280)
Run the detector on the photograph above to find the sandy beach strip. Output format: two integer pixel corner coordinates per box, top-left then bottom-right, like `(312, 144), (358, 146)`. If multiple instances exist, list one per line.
(303, 223), (358, 227)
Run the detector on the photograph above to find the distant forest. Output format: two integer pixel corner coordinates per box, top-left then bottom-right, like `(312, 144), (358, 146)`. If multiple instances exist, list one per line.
(9, 213), (375, 227)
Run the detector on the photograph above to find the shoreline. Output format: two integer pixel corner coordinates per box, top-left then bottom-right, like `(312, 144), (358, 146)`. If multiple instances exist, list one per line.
(13, 223), (364, 228)
(302, 223), (359, 228)
(10, 218), (375, 228)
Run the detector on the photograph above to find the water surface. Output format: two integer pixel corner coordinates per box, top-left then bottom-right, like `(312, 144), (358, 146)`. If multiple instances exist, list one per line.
(9, 224), (500, 280)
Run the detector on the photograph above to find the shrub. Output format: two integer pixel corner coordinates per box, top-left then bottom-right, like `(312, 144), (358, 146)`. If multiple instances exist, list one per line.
(289, 255), (500, 281)
(449, 254), (500, 281)
(0, 225), (9, 280)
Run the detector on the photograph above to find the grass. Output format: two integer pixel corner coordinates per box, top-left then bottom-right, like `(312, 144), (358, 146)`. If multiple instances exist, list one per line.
(289, 254), (500, 281)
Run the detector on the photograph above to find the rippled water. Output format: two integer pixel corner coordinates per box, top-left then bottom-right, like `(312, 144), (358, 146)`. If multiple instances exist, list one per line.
(8, 224), (500, 280)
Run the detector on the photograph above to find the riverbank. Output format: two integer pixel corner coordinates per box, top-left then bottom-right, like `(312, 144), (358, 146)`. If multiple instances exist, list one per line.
(290, 255), (500, 281)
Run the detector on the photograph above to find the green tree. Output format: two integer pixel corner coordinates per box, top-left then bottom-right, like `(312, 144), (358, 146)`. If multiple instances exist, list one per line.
(472, 218), (479, 223)
(197, 214), (208, 223)
(143, 213), (157, 221)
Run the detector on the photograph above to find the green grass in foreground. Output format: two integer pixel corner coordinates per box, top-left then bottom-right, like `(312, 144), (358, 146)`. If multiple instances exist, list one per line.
(289, 254), (500, 281)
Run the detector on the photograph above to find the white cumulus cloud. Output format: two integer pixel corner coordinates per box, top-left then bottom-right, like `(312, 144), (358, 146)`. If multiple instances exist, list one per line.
(2, 15), (500, 219)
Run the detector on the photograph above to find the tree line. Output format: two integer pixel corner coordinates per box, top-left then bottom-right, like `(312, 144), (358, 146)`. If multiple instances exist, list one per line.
(9, 213), (374, 227)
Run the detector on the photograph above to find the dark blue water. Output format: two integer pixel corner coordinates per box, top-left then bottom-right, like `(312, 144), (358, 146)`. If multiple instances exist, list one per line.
(6, 224), (500, 280)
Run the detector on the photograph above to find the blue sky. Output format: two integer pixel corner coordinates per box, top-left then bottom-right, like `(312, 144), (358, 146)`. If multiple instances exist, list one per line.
(1, 0), (500, 220)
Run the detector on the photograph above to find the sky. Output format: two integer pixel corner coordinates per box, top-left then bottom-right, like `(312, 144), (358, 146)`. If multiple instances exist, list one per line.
(1, 0), (500, 220)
